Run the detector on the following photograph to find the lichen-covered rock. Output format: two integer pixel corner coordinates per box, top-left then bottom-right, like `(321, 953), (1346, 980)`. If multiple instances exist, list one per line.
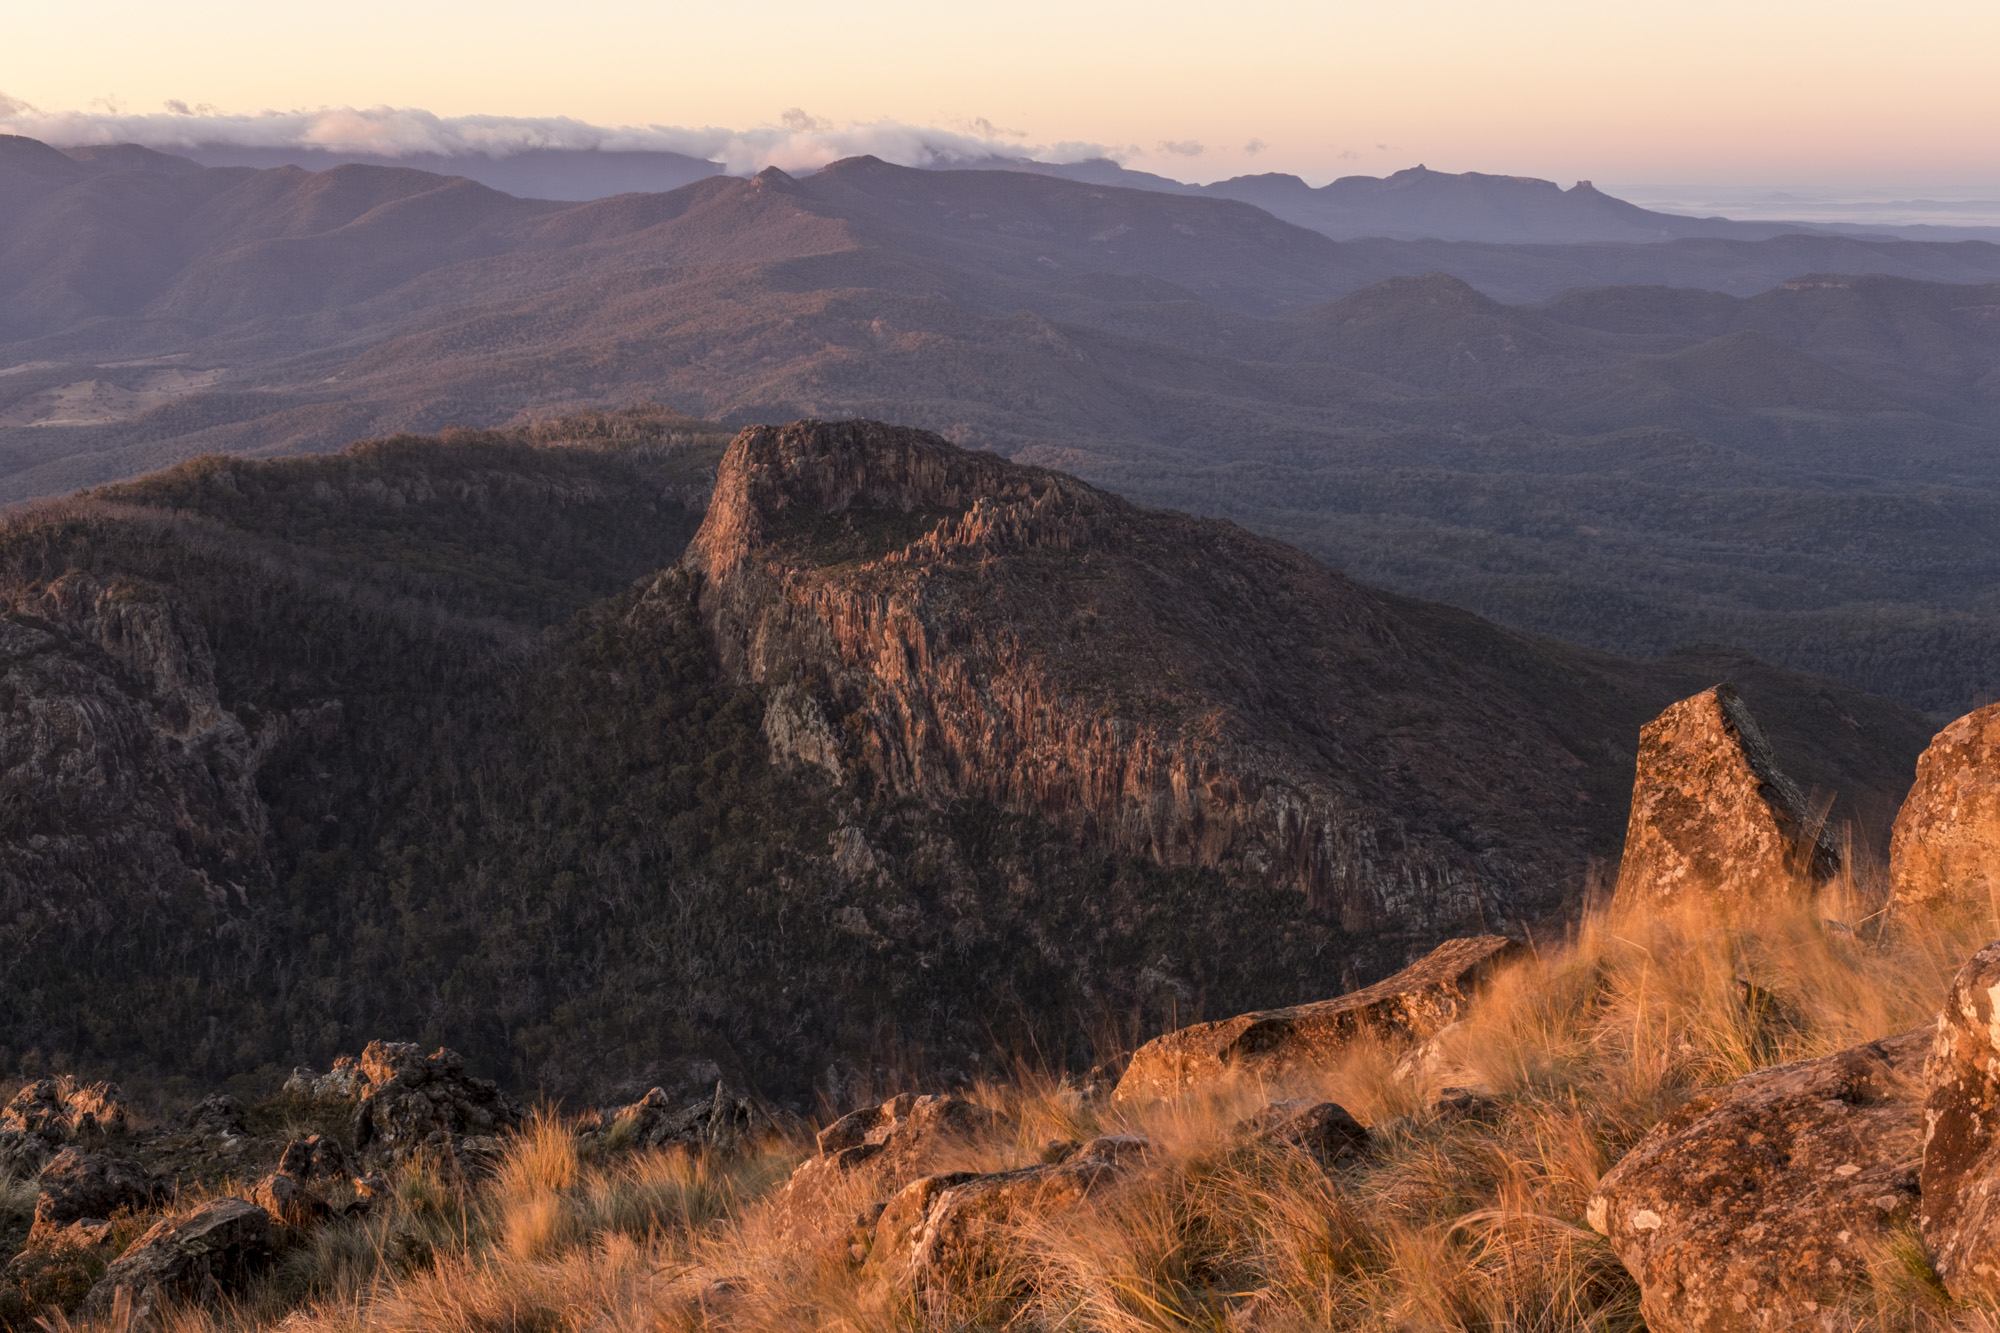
(774, 1093), (1014, 1235)
(860, 1135), (1152, 1301)
(31, 1148), (154, 1240)
(80, 1197), (272, 1321)
(1918, 939), (2000, 1297)
(1233, 1099), (1370, 1168)
(1113, 935), (1521, 1102)
(1614, 685), (1839, 902)
(1588, 1028), (1926, 1332)
(285, 1040), (521, 1166)
(1889, 703), (2000, 911)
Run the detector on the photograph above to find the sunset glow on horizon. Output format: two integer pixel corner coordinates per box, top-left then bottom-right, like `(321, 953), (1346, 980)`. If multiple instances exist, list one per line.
(5, 0), (1998, 188)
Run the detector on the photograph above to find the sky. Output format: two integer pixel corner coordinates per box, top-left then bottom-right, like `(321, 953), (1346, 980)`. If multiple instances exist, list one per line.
(4, 0), (1999, 190)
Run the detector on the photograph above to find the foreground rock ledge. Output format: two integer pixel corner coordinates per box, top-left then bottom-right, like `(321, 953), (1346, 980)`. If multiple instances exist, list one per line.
(1588, 1028), (1926, 1333)
(1615, 684), (1840, 903)
(1889, 702), (2000, 912)
(1112, 935), (1521, 1102)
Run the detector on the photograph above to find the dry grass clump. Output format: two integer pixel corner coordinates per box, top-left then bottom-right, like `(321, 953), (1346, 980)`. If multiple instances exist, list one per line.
(56, 864), (2000, 1332)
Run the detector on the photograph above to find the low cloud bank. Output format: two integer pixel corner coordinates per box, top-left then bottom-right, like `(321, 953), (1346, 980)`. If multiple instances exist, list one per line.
(0, 97), (1123, 175)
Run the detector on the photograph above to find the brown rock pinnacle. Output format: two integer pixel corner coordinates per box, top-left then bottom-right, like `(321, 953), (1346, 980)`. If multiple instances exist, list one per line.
(1614, 685), (1838, 902)
(1888, 703), (2000, 911)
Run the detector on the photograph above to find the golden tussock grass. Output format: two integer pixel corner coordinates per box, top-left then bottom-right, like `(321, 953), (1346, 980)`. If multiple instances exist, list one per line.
(61, 858), (2000, 1332)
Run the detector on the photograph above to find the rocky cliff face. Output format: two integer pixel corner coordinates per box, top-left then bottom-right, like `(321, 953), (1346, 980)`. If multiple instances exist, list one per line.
(684, 420), (1888, 928)
(0, 569), (271, 947)
(685, 421), (1842, 935)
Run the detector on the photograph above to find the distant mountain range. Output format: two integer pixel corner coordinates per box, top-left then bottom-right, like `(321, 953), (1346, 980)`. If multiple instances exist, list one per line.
(3, 133), (2000, 715)
(165, 137), (2000, 243)
(961, 158), (2000, 244)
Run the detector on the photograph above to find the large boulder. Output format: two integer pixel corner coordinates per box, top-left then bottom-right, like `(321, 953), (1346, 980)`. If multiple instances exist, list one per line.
(1614, 685), (1839, 902)
(80, 1197), (273, 1322)
(1112, 935), (1521, 1102)
(1918, 939), (2000, 1297)
(1889, 703), (2000, 911)
(859, 1135), (1152, 1302)
(1587, 1028), (1926, 1332)
(284, 1040), (521, 1166)
(31, 1149), (154, 1240)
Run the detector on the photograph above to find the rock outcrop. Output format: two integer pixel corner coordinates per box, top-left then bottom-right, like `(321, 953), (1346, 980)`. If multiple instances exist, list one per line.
(283, 1041), (521, 1166)
(0, 1079), (128, 1172)
(1889, 703), (2000, 911)
(597, 1082), (769, 1155)
(0, 572), (274, 935)
(860, 1135), (1153, 1302)
(80, 1197), (273, 1322)
(31, 1149), (154, 1240)
(681, 418), (1712, 936)
(775, 1093), (1014, 1235)
(1918, 939), (2000, 1297)
(1587, 1028), (1926, 1332)
(1113, 935), (1521, 1102)
(1614, 685), (1840, 903)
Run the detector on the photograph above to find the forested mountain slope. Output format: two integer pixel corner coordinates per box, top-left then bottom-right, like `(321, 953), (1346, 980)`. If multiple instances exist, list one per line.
(0, 414), (1928, 1102)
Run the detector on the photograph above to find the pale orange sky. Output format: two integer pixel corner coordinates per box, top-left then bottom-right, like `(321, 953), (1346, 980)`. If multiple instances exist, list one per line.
(4, 0), (1997, 186)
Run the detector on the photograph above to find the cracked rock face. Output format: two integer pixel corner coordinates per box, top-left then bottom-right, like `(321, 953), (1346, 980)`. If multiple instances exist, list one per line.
(1919, 939), (2000, 1297)
(1614, 685), (1839, 903)
(1113, 935), (1521, 1102)
(1890, 703), (2000, 912)
(1588, 1028), (1927, 1333)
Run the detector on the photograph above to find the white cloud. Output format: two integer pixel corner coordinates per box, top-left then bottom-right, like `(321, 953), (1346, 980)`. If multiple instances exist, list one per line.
(1157, 139), (1205, 156)
(0, 94), (1120, 175)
